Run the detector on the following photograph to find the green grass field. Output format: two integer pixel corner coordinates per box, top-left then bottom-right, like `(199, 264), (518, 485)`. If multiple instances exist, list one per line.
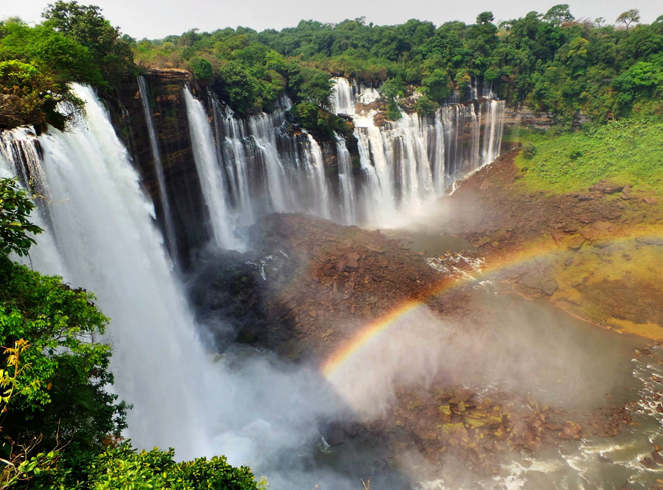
(509, 118), (663, 194)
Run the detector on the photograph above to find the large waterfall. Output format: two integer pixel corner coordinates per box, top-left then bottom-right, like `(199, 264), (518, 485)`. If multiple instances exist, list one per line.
(328, 77), (505, 226)
(0, 84), (348, 486)
(171, 77), (504, 246)
(0, 85), (212, 460)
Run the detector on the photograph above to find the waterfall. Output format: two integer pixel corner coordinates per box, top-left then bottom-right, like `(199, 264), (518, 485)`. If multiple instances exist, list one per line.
(1, 85), (362, 489)
(304, 133), (331, 219)
(328, 76), (505, 227)
(204, 93), (334, 222)
(137, 76), (179, 265)
(0, 84), (213, 460)
(210, 96), (255, 225)
(130, 78), (503, 249)
(335, 134), (355, 225)
(183, 87), (242, 250)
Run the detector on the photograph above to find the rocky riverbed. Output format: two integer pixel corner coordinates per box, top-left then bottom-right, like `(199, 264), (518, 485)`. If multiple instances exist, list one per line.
(186, 148), (663, 487)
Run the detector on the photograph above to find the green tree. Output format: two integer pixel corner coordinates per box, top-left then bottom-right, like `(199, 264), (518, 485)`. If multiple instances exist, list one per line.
(543, 4), (575, 26)
(616, 9), (641, 31)
(189, 56), (213, 83)
(421, 69), (451, 102)
(42, 1), (134, 87)
(0, 178), (42, 257)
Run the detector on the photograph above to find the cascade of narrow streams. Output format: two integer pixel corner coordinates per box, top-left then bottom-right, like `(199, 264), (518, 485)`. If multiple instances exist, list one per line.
(168, 81), (503, 245)
(329, 77), (505, 226)
(183, 87), (243, 250)
(137, 76), (179, 266)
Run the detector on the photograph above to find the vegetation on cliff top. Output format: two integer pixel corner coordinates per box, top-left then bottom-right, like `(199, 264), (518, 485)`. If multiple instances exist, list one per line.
(3, 2), (662, 130)
(0, 178), (264, 488)
(0, 1), (134, 129)
(130, 6), (663, 125)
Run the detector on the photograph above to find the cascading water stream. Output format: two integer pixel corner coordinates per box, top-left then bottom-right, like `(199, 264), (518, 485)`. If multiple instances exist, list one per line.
(304, 133), (331, 220)
(335, 133), (355, 225)
(328, 77), (505, 227)
(183, 87), (243, 250)
(0, 84), (213, 460)
(210, 96), (255, 225)
(137, 76), (179, 267)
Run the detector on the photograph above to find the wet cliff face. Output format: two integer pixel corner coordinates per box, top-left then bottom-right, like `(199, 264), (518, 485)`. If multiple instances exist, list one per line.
(106, 71), (210, 267)
(105, 71), (347, 267)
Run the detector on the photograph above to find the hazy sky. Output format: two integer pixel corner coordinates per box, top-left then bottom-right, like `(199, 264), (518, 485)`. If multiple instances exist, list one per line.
(3, 0), (660, 39)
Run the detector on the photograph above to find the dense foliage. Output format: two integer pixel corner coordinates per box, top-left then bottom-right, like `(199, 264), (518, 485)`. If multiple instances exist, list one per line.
(0, 179), (264, 488)
(0, 2), (133, 129)
(133, 7), (663, 124)
(2, 3), (662, 128)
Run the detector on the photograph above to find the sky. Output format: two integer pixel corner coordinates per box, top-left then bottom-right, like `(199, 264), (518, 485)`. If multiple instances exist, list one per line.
(2, 0), (660, 39)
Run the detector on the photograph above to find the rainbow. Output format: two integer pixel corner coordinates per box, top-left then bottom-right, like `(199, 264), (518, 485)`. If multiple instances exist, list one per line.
(321, 225), (663, 379)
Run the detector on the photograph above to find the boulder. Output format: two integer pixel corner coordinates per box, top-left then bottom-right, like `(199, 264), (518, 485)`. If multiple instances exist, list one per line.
(591, 180), (624, 195)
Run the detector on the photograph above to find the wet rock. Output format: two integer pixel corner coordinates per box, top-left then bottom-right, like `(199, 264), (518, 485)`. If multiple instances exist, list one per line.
(520, 271), (559, 296)
(345, 252), (360, 269)
(563, 420), (582, 437)
(652, 450), (663, 465)
(568, 235), (586, 250)
(597, 454), (613, 464)
(326, 424), (346, 446)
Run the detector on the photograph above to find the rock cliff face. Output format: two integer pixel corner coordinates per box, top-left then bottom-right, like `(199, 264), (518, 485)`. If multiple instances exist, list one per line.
(104, 70), (208, 267)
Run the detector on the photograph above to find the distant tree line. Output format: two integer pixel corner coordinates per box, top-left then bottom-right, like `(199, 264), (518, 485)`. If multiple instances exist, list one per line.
(1, 2), (662, 129)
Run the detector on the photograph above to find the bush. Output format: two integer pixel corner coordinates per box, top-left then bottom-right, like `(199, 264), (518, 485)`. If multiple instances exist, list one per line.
(414, 94), (438, 116)
(190, 56), (214, 83)
(385, 99), (402, 121)
(28, 443), (265, 489)
(293, 101), (351, 137)
(522, 143), (538, 159)
(569, 148), (583, 160)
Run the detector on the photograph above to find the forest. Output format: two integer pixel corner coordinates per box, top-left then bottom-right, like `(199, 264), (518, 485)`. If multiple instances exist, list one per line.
(1, 2), (662, 130)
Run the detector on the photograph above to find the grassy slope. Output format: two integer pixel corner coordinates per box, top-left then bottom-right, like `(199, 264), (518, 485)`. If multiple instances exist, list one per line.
(509, 118), (663, 194)
(498, 117), (663, 338)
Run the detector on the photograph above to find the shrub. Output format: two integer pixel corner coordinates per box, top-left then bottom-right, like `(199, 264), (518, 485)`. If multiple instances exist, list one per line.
(190, 56), (214, 83)
(385, 99), (402, 121)
(522, 143), (538, 159)
(414, 94), (438, 116)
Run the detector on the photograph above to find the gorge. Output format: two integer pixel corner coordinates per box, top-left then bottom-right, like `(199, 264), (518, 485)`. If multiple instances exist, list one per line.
(1, 6), (663, 489)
